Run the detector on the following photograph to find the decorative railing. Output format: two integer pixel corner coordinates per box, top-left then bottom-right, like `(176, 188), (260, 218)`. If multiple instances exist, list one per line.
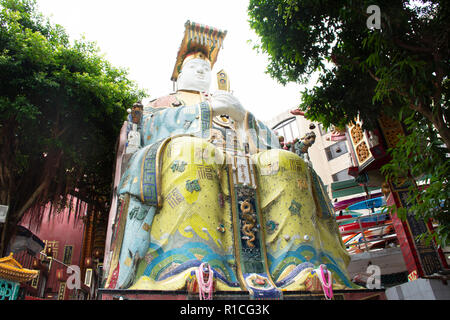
(338, 211), (397, 254)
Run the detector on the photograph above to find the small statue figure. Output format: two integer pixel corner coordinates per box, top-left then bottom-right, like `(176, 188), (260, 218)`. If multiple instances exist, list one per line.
(125, 101), (144, 154)
(125, 123), (141, 154)
(130, 101), (143, 124)
(294, 131), (316, 159)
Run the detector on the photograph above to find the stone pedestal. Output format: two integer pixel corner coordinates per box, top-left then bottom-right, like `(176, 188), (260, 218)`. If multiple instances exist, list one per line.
(98, 288), (386, 300)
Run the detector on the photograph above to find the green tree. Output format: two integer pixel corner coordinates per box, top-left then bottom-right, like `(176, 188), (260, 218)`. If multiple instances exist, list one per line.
(0, 0), (146, 254)
(381, 114), (450, 247)
(248, 0), (449, 246)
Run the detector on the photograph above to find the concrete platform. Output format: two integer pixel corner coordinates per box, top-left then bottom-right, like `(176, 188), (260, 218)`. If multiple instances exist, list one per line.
(348, 247), (407, 278)
(386, 278), (450, 300)
(98, 288), (386, 300)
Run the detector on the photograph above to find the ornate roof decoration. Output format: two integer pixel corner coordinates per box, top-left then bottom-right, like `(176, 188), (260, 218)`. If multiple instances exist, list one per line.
(0, 253), (39, 283)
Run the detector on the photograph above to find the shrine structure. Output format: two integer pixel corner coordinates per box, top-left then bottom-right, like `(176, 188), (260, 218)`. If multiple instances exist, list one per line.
(341, 114), (449, 284)
(1, 196), (106, 300)
(0, 253), (38, 300)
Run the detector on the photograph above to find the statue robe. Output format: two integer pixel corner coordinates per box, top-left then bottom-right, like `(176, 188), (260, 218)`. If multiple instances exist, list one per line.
(104, 94), (354, 292)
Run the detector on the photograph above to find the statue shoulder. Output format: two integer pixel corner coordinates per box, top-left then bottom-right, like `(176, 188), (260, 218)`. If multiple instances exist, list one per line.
(148, 93), (181, 109)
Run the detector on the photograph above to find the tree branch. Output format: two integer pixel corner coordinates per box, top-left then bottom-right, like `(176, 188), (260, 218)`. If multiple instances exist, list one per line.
(432, 51), (444, 110)
(367, 68), (380, 82)
(393, 38), (433, 54)
(12, 178), (50, 225)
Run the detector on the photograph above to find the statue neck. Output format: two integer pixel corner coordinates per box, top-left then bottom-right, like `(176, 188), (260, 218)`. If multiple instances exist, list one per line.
(177, 89), (204, 94)
(175, 90), (205, 106)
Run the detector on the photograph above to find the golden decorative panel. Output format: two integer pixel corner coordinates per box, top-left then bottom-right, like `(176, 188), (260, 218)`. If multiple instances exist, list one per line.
(377, 114), (404, 149)
(356, 142), (370, 163)
(351, 123), (364, 145)
(347, 118), (373, 166)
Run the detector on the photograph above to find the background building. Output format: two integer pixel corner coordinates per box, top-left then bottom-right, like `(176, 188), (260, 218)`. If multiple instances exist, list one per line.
(266, 108), (411, 289)
(266, 109), (354, 198)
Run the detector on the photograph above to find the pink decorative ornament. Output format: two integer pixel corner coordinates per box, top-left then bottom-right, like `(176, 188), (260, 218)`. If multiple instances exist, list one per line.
(195, 263), (214, 300)
(316, 264), (333, 300)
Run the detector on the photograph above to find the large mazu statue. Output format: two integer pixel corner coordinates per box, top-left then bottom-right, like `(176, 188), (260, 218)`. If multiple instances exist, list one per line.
(102, 21), (354, 299)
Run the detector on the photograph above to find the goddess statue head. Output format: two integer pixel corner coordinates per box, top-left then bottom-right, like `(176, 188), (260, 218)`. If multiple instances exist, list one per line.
(177, 51), (212, 92)
(171, 20), (227, 92)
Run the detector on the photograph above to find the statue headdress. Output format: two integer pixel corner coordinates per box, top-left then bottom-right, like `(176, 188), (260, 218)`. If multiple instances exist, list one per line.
(171, 20), (227, 82)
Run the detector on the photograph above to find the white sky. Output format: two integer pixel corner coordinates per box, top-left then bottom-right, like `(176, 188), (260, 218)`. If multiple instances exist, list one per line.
(36, 0), (310, 121)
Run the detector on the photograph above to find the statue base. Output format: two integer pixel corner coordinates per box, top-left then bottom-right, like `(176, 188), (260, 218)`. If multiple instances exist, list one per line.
(97, 288), (386, 300)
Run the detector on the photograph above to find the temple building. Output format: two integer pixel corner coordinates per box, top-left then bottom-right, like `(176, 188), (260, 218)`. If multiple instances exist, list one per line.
(0, 253), (38, 300)
(3, 197), (106, 300)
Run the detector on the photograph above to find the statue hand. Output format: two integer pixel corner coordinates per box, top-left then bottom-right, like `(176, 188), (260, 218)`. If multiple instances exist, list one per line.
(211, 90), (246, 124)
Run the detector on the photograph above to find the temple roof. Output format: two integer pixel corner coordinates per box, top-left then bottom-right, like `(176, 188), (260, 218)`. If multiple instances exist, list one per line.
(0, 253), (39, 283)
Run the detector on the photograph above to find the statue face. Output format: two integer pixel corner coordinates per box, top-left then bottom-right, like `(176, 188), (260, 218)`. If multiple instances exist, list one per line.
(177, 58), (211, 92)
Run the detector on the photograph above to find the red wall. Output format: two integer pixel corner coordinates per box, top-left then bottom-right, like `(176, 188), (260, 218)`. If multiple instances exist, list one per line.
(19, 198), (87, 298)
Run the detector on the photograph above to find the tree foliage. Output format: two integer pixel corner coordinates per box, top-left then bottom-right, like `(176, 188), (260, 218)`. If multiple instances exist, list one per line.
(381, 114), (450, 247)
(0, 0), (146, 253)
(248, 0), (449, 246)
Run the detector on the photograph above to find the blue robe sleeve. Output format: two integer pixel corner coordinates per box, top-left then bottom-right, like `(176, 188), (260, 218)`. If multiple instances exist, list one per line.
(118, 102), (212, 205)
(246, 112), (281, 150)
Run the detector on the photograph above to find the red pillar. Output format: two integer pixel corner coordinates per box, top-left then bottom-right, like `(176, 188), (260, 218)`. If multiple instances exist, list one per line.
(387, 184), (448, 279)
